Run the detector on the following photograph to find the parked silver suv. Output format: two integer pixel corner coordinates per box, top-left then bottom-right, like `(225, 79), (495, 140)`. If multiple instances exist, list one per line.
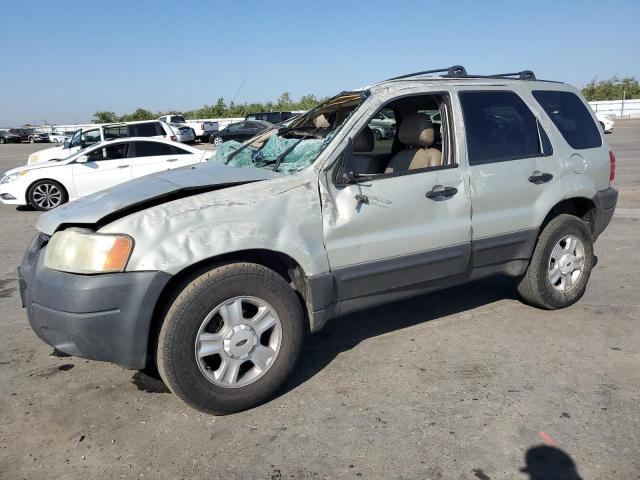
(19, 66), (618, 414)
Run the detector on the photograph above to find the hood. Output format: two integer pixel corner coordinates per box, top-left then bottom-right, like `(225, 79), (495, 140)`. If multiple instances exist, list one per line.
(28, 145), (67, 163)
(36, 162), (281, 235)
(4, 158), (71, 176)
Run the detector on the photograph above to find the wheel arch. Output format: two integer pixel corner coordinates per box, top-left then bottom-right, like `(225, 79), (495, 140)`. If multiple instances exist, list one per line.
(145, 248), (314, 366)
(26, 177), (70, 201)
(539, 197), (597, 236)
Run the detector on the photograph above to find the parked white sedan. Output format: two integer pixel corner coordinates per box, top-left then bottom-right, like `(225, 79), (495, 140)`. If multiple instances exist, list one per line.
(0, 137), (211, 211)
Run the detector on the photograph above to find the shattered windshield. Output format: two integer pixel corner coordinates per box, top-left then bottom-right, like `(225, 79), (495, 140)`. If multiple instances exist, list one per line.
(210, 91), (367, 174)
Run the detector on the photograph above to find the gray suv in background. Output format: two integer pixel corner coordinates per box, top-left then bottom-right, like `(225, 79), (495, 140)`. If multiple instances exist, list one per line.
(19, 66), (617, 414)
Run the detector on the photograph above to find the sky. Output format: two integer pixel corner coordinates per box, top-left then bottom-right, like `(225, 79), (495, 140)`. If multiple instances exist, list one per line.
(0, 0), (638, 126)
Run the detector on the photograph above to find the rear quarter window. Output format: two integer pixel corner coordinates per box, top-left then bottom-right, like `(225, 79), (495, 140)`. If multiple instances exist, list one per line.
(532, 90), (602, 149)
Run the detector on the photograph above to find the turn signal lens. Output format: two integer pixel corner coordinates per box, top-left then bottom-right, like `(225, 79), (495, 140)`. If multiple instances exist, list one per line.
(609, 150), (616, 183)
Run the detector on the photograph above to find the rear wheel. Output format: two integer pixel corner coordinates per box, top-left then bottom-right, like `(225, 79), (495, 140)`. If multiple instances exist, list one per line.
(212, 136), (223, 146)
(27, 179), (68, 211)
(0, 138), (5, 144)
(157, 263), (304, 414)
(518, 214), (593, 309)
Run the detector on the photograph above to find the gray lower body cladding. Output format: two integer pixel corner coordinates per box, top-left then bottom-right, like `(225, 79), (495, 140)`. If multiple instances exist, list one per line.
(592, 188), (617, 241)
(20, 236), (171, 369)
(309, 229), (538, 328)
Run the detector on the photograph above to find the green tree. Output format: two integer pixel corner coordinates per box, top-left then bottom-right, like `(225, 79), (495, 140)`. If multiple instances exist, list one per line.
(93, 111), (118, 123)
(582, 76), (640, 101)
(119, 108), (157, 122)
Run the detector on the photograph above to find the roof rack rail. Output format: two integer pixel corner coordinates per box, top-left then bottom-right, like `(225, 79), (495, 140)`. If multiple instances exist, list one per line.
(385, 67), (539, 82)
(487, 70), (536, 80)
(386, 65), (468, 81)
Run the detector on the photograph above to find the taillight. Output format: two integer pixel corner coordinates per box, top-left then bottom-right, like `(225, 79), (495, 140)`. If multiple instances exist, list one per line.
(170, 135), (177, 141)
(609, 150), (616, 182)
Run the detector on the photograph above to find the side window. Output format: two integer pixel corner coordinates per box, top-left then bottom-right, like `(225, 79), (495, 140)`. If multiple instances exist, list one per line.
(532, 90), (602, 150)
(460, 91), (543, 165)
(103, 126), (128, 140)
(366, 109), (396, 155)
(130, 122), (161, 137)
(86, 143), (127, 161)
(81, 129), (101, 147)
(171, 145), (191, 155)
(133, 141), (173, 157)
(228, 122), (243, 132)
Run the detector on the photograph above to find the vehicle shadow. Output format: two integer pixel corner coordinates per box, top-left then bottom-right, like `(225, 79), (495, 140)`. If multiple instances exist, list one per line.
(520, 445), (583, 480)
(279, 275), (519, 397)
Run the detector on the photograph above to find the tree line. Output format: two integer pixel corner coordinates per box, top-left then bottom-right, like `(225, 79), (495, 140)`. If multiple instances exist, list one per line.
(582, 76), (640, 102)
(93, 92), (324, 124)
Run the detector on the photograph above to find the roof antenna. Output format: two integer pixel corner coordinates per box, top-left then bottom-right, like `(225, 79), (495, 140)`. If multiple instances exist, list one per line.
(231, 76), (248, 104)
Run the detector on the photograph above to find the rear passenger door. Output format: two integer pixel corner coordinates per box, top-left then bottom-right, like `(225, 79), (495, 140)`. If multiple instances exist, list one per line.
(457, 89), (556, 267)
(129, 141), (198, 179)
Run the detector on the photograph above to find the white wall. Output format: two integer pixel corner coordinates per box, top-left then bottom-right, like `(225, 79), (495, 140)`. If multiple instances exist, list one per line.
(589, 99), (640, 118)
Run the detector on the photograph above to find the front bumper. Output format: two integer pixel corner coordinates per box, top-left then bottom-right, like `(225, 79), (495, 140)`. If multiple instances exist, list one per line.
(20, 233), (171, 369)
(0, 182), (26, 205)
(592, 187), (618, 241)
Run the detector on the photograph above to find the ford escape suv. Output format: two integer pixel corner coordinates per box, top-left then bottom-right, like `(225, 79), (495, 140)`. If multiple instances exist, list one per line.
(19, 66), (618, 414)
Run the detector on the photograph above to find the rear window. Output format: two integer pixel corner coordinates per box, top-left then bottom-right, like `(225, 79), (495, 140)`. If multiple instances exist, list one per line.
(460, 91), (543, 165)
(532, 91), (602, 149)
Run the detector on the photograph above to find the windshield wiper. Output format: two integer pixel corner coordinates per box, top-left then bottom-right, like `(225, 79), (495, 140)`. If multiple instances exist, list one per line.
(272, 128), (320, 172)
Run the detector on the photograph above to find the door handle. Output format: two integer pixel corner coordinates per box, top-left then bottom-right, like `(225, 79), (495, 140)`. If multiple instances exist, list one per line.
(117, 164), (129, 169)
(166, 158), (178, 162)
(426, 185), (458, 200)
(528, 171), (553, 184)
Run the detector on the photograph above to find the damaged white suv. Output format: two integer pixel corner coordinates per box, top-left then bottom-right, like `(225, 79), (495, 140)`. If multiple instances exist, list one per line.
(19, 66), (618, 414)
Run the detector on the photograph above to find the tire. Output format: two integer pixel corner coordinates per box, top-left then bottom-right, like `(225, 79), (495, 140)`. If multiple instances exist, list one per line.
(0, 138), (5, 144)
(157, 262), (305, 414)
(29, 137), (35, 144)
(53, 138), (59, 143)
(212, 136), (223, 146)
(27, 179), (68, 211)
(517, 214), (594, 309)
(372, 129), (382, 141)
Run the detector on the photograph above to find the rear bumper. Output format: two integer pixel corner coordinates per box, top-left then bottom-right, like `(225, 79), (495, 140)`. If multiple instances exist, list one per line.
(20, 234), (171, 369)
(592, 188), (617, 241)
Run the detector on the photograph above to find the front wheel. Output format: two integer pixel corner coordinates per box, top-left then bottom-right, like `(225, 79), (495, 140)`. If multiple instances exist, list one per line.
(27, 179), (68, 211)
(157, 263), (305, 414)
(212, 136), (223, 146)
(518, 214), (594, 309)
(0, 138), (5, 144)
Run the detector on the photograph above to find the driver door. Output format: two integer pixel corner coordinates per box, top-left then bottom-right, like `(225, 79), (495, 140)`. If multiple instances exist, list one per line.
(72, 142), (132, 197)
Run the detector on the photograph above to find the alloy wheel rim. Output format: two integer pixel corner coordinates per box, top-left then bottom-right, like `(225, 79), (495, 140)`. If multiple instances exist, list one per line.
(195, 296), (282, 388)
(32, 183), (62, 209)
(214, 137), (223, 146)
(548, 234), (585, 292)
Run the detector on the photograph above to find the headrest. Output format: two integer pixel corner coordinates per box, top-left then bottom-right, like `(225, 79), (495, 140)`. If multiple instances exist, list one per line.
(398, 113), (435, 147)
(353, 126), (374, 153)
(313, 114), (331, 129)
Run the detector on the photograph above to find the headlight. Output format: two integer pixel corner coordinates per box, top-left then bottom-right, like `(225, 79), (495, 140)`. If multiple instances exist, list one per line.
(44, 228), (133, 274)
(0, 171), (26, 184)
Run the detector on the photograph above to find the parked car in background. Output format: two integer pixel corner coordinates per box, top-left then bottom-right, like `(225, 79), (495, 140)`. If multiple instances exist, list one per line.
(595, 112), (614, 133)
(10, 128), (50, 143)
(245, 111), (295, 124)
(371, 108), (396, 127)
(208, 120), (272, 146)
(1, 137), (211, 211)
(157, 115), (218, 142)
(368, 120), (395, 140)
(0, 129), (22, 144)
(48, 132), (71, 143)
(28, 120), (175, 164)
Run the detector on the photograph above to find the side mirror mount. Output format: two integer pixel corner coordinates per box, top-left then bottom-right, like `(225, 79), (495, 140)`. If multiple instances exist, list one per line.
(76, 155), (89, 164)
